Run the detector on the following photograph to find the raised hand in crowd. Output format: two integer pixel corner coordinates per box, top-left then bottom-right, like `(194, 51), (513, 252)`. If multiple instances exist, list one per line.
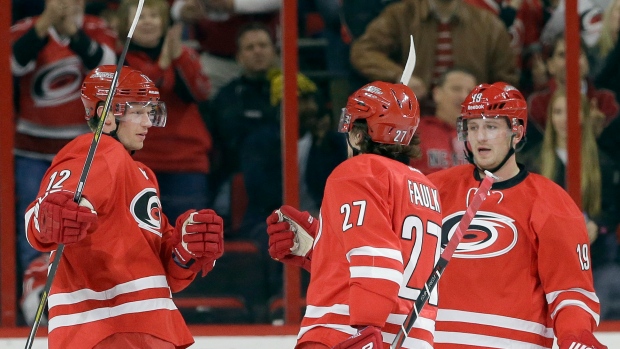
(35, 0), (75, 37)
(159, 23), (184, 69)
(178, 0), (207, 23)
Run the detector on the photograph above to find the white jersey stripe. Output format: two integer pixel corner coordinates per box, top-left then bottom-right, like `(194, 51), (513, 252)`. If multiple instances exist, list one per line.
(350, 266), (403, 285)
(346, 246), (403, 263)
(304, 304), (350, 318)
(48, 275), (170, 308)
(437, 309), (554, 338)
(434, 331), (549, 349)
(48, 298), (177, 332)
(550, 299), (600, 324)
(546, 288), (600, 304)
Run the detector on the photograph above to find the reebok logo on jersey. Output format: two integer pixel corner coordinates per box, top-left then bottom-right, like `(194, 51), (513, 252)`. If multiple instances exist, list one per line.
(130, 188), (162, 237)
(567, 343), (594, 349)
(441, 211), (517, 258)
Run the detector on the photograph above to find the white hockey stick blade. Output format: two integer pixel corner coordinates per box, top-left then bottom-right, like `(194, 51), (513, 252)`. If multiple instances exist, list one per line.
(399, 35), (416, 85)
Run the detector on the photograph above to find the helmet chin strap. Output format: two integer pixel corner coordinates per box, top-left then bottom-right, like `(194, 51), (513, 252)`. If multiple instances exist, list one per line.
(464, 134), (517, 174)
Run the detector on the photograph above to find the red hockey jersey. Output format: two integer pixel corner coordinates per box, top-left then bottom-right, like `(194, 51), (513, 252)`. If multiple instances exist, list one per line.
(427, 164), (600, 348)
(25, 135), (196, 349)
(409, 116), (467, 175)
(298, 154), (443, 349)
(11, 16), (116, 156)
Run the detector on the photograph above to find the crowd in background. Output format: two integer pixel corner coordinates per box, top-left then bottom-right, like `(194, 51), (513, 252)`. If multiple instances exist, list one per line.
(10, 0), (620, 325)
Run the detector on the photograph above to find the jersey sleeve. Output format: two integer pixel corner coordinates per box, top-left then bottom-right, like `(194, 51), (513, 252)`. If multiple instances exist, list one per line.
(532, 189), (600, 340)
(24, 152), (115, 252)
(325, 171), (403, 328)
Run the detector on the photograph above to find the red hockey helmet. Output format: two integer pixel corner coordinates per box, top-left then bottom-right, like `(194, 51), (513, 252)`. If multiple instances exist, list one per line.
(458, 82), (527, 141)
(81, 65), (166, 130)
(338, 81), (420, 145)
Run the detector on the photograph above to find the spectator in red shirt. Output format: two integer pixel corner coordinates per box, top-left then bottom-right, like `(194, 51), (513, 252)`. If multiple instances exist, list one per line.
(528, 33), (619, 137)
(410, 68), (477, 174)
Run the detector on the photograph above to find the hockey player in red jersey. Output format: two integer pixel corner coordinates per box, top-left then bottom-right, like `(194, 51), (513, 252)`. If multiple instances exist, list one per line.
(266, 81), (443, 349)
(427, 82), (607, 349)
(24, 65), (224, 349)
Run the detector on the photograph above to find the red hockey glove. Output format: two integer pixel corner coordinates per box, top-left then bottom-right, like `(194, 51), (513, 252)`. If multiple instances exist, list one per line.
(559, 330), (608, 349)
(266, 205), (318, 272)
(37, 191), (98, 245)
(331, 326), (383, 349)
(172, 209), (224, 276)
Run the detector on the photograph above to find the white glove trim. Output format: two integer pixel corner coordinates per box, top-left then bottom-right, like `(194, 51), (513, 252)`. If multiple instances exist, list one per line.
(276, 209), (314, 257)
(181, 212), (198, 257)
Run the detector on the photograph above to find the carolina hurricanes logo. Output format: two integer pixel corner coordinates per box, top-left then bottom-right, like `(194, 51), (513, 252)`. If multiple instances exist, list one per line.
(441, 211), (517, 258)
(130, 188), (162, 236)
(32, 57), (83, 107)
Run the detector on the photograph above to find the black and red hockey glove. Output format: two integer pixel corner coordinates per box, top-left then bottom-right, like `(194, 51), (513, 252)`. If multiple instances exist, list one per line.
(172, 209), (224, 277)
(559, 330), (607, 349)
(266, 205), (318, 272)
(37, 191), (98, 245)
(331, 326), (383, 349)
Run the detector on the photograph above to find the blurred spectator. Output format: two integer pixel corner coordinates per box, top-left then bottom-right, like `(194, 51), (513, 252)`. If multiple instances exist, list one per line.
(239, 71), (346, 297)
(464, 0), (551, 98)
(528, 34), (619, 137)
(540, 0), (604, 49)
(11, 0), (116, 275)
(519, 89), (620, 319)
(171, 0), (280, 98)
(594, 0), (620, 101)
(349, 0), (518, 101)
(206, 22), (280, 221)
(589, 0), (620, 77)
(117, 0), (213, 220)
(410, 68), (476, 174)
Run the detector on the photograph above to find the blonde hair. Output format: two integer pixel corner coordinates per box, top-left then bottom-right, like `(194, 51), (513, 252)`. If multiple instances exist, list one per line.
(540, 89), (601, 217)
(117, 0), (170, 42)
(596, 0), (620, 58)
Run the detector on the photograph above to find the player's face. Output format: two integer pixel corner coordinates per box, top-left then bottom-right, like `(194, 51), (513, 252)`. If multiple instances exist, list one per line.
(466, 118), (513, 170)
(131, 5), (164, 48)
(116, 104), (153, 151)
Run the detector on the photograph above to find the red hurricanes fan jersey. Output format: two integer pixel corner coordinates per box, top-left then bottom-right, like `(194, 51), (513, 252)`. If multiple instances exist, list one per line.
(297, 154), (443, 349)
(427, 164), (600, 348)
(25, 135), (195, 349)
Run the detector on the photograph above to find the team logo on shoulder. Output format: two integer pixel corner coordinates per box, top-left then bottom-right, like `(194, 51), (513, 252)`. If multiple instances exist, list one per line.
(441, 211), (517, 258)
(130, 188), (162, 236)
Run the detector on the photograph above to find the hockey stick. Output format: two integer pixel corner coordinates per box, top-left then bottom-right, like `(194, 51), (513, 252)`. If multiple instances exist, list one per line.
(400, 35), (416, 85)
(24, 1), (145, 347)
(390, 170), (497, 349)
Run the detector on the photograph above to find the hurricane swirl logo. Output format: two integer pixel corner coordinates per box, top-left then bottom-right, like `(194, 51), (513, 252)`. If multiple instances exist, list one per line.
(130, 188), (162, 236)
(441, 211), (517, 258)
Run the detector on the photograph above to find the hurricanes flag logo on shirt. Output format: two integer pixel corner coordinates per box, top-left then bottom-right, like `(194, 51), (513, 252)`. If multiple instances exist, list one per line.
(130, 188), (162, 236)
(441, 211), (518, 259)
